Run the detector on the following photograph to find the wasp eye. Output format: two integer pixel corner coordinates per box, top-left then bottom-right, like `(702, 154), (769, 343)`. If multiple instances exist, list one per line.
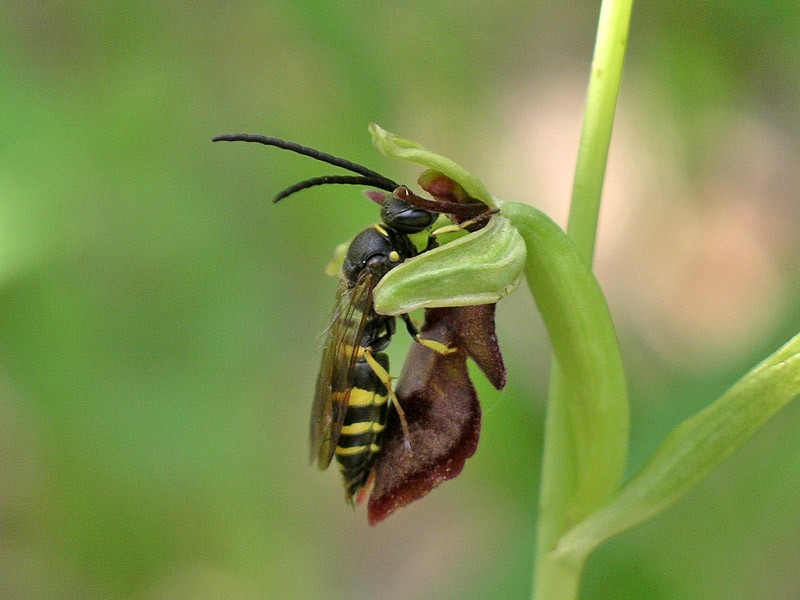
(380, 196), (434, 233)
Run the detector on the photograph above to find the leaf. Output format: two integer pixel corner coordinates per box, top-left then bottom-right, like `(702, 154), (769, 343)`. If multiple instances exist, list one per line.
(554, 332), (800, 562)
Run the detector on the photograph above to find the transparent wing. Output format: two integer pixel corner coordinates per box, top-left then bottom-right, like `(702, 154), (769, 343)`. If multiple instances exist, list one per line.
(309, 272), (378, 468)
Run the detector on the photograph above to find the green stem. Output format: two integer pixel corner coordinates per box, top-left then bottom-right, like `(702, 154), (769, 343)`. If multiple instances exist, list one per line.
(531, 0), (634, 598)
(567, 0), (634, 265)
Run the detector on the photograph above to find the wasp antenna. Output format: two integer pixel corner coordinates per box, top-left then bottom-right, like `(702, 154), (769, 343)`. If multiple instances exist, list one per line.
(394, 186), (489, 219)
(212, 133), (398, 184)
(273, 175), (398, 203)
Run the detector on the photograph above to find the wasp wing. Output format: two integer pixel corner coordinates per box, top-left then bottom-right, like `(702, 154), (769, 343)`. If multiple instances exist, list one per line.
(310, 271), (379, 468)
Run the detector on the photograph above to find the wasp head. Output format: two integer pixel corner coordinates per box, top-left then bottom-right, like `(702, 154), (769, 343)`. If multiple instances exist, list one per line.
(379, 194), (436, 233)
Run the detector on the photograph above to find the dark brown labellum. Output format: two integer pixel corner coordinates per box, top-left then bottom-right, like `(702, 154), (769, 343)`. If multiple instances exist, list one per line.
(367, 304), (506, 524)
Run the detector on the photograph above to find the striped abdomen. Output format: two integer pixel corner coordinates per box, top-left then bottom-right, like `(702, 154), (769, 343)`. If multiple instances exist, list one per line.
(335, 352), (390, 501)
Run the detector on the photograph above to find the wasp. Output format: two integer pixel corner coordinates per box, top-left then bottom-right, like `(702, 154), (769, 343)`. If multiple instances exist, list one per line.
(212, 133), (489, 504)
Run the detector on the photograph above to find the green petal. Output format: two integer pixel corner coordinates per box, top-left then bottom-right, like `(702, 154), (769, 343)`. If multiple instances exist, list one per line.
(372, 215), (526, 314)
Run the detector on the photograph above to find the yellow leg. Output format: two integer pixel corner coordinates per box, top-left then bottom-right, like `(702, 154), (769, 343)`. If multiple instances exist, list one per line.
(429, 223), (463, 237)
(364, 349), (412, 454)
(415, 334), (457, 355)
(430, 208), (499, 238)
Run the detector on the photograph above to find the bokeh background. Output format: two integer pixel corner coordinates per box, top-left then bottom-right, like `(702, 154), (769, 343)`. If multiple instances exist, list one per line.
(2, 2), (800, 599)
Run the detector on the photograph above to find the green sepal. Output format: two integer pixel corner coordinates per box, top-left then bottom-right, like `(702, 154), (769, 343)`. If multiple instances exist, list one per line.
(324, 238), (351, 277)
(372, 215), (526, 315)
(369, 123), (500, 209)
(502, 200), (629, 548)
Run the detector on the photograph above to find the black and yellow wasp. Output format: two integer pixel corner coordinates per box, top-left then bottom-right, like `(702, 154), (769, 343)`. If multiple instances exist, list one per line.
(212, 133), (486, 503)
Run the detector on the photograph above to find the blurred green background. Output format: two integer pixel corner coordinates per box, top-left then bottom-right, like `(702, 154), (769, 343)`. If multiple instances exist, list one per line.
(2, 2), (800, 599)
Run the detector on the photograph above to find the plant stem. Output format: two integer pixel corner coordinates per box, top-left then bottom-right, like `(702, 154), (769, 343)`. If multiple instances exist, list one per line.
(567, 0), (634, 265)
(532, 1), (634, 599)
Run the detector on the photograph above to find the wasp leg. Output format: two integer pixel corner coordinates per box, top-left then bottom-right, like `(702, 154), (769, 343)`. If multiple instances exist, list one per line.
(430, 208), (500, 238)
(423, 233), (440, 252)
(415, 335), (457, 355)
(400, 313), (457, 355)
(399, 311), (421, 332)
(363, 348), (413, 454)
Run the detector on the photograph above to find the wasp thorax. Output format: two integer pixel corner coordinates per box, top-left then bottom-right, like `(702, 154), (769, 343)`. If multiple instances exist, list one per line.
(342, 226), (417, 287)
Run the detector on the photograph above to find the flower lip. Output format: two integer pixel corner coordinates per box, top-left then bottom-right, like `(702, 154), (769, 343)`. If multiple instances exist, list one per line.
(367, 304), (505, 525)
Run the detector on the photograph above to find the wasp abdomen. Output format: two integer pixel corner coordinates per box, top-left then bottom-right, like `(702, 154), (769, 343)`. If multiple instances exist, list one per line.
(335, 352), (391, 500)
